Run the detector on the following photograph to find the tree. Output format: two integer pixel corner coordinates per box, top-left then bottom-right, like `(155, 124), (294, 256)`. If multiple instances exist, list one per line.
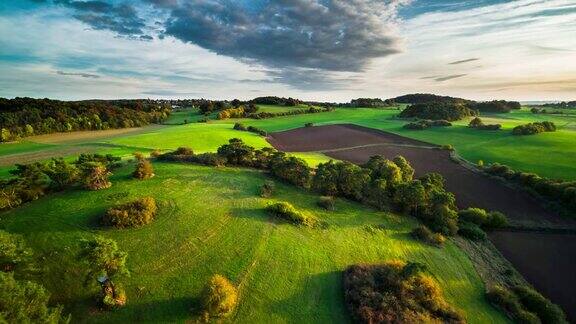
(44, 158), (79, 190)
(80, 162), (112, 190)
(0, 230), (32, 273)
(0, 272), (66, 323)
(393, 156), (414, 182)
(78, 237), (128, 308)
(469, 117), (483, 128)
(217, 138), (255, 166)
(364, 156), (403, 187)
(199, 101), (214, 115)
(393, 180), (426, 214)
(0, 128), (11, 142)
(201, 274), (238, 319)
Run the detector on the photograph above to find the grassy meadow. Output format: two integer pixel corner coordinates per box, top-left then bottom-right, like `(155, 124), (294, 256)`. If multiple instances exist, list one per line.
(0, 162), (507, 323)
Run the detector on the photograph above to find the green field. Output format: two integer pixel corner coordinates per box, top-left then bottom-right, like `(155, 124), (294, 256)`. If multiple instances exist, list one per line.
(0, 162), (506, 323)
(2, 106), (575, 180)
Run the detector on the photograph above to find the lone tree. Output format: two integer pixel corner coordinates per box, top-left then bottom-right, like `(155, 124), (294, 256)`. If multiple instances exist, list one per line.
(201, 274), (238, 319)
(132, 153), (155, 180)
(80, 162), (112, 190)
(79, 236), (129, 309)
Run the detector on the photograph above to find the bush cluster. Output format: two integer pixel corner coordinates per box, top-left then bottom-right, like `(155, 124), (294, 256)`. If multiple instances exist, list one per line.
(0, 97), (170, 142)
(201, 274), (238, 319)
(0, 156), (120, 211)
(487, 285), (566, 324)
(468, 117), (502, 130)
(233, 123), (267, 136)
(470, 100), (521, 113)
(512, 121), (556, 135)
(0, 230), (32, 273)
(344, 261), (465, 323)
(411, 225), (445, 247)
(458, 208), (507, 230)
(484, 163), (576, 212)
(317, 196), (336, 211)
(103, 197), (157, 228)
(404, 119), (452, 130)
(266, 202), (317, 227)
(399, 102), (476, 121)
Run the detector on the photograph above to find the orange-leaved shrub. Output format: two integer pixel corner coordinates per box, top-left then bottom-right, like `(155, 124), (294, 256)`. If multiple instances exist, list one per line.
(103, 197), (157, 228)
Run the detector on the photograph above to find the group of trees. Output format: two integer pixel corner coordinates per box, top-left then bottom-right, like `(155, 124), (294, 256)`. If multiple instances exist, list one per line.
(470, 100), (521, 113)
(0, 154), (120, 211)
(487, 285), (566, 323)
(392, 93), (471, 105)
(484, 163), (576, 213)
(538, 101), (576, 109)
(399, 102), (477, 121)
(251, 96), (300, 106)
(233, 123), (268, 136)
(159, 140), (508, 239)
(349, 98), (396, 108)
(468, 117), (502, 130)
(247, 106), (334, 120)
(344, 261), (465, 323)
(0, 98), (171, 142)
(512, 121), (556, 136)
(404, 119), (452, 130)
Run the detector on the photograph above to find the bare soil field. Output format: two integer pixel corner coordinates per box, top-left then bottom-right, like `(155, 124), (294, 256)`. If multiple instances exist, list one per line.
(490, 231), (576, 320)
(269, 124), (576, 318)
(269, 124), (573, 227)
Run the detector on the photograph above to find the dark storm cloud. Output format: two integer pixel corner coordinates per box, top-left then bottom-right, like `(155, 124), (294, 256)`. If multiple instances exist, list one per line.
(56, 70), (100, 78)
(163, 0), (407, 72)
(449, 58), (480, 65)
(53, 0), (148, 36)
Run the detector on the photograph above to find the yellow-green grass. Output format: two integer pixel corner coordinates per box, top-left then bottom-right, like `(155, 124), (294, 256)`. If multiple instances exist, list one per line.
(0, 162), (506, 323)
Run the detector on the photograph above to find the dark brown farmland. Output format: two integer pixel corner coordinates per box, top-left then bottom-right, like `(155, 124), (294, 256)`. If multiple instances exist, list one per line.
(268, 124), (576, 319)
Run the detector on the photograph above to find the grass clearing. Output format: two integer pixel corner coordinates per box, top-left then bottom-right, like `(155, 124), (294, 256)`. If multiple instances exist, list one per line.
(0, 162), (506, 323)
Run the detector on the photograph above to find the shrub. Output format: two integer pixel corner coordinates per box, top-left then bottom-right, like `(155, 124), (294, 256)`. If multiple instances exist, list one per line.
(441, 144), (454, 151)
(132, 159), (154, 180)
(150, 149), (162, 158)
(103, 197), (157, 228)
(0, 272), (67, 323)
(233, 122), (247, 131)
(201, 274), (238, 319)
(458, 222), (487, 241)
(305, 122), (314, 127)
(174, 147), (194, 156)
(344, 261), (464, 324)
(486, 211), (508, 229)
(266, 202), (317, 227)
(458, 208), (488, 226)
(260, 180), (275, 198)
(404, 121), (428, 130)
(80, 162), (112, 190)
(513, 121), (556, 135)
(317, 196), (336, 211)
(0, 230), (32, 273)
(411, 225), (445, 247)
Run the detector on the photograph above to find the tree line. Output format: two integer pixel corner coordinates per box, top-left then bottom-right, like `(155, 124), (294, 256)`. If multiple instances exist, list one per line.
(0, 98), (171, 142)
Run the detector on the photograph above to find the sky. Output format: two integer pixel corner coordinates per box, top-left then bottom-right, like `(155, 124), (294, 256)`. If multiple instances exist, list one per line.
(0, 0), (575, 102)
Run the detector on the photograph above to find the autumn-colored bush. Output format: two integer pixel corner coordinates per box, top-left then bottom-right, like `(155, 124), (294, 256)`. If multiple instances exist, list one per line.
(344, 261), (465, 323)
(132, 159), (155, 180)
(201, 274), (238, 319)
(411, 225), (445, 247)
(103, 197), (157, 228)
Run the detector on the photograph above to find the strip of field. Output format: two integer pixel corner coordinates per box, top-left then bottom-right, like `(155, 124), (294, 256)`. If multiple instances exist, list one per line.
(268, 123), (576, 318)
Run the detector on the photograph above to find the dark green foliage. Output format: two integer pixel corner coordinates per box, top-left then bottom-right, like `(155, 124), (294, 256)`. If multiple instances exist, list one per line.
(0, 272), (67, 323)
(317, 196), (336, 211)
(468, 117), (502, 130)
(76, 153), (121, 169)
(0, 230), (32, 273)
(458, 222), (487, 241)
(486, 286), (540, 324)
(247, 106), (334, 119)
(513, 286), (567, 324)
(392, 93), (471, 105)
(344, 261), (465, 323)
(233, 122), (247, 131)
(247, 125), (267, 136)
(411, 225), (445, 247)
(260, 180), (275, 198)
(485, 163), (576, 212)
(403, 119), (452, 130)
(399, 102), (476, 121)
(304, 122), (314, 127)
(266, 202), (317, 227)
(349, 98), (395, 108)
(251, 96), (300, 106)
(0, 97), (170, 142)
(471, 100), (521, 113)
(217, 138), (256, 165)
(512, 121), (556, 135)
(103, 197), (158, 228)
(174, 147), (194, 156)
(269, 153), (312, 188)
(312, 161), (370, 201)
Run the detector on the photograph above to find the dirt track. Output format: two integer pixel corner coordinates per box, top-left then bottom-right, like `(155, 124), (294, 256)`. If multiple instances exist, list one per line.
(268, 124), (576, 318)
